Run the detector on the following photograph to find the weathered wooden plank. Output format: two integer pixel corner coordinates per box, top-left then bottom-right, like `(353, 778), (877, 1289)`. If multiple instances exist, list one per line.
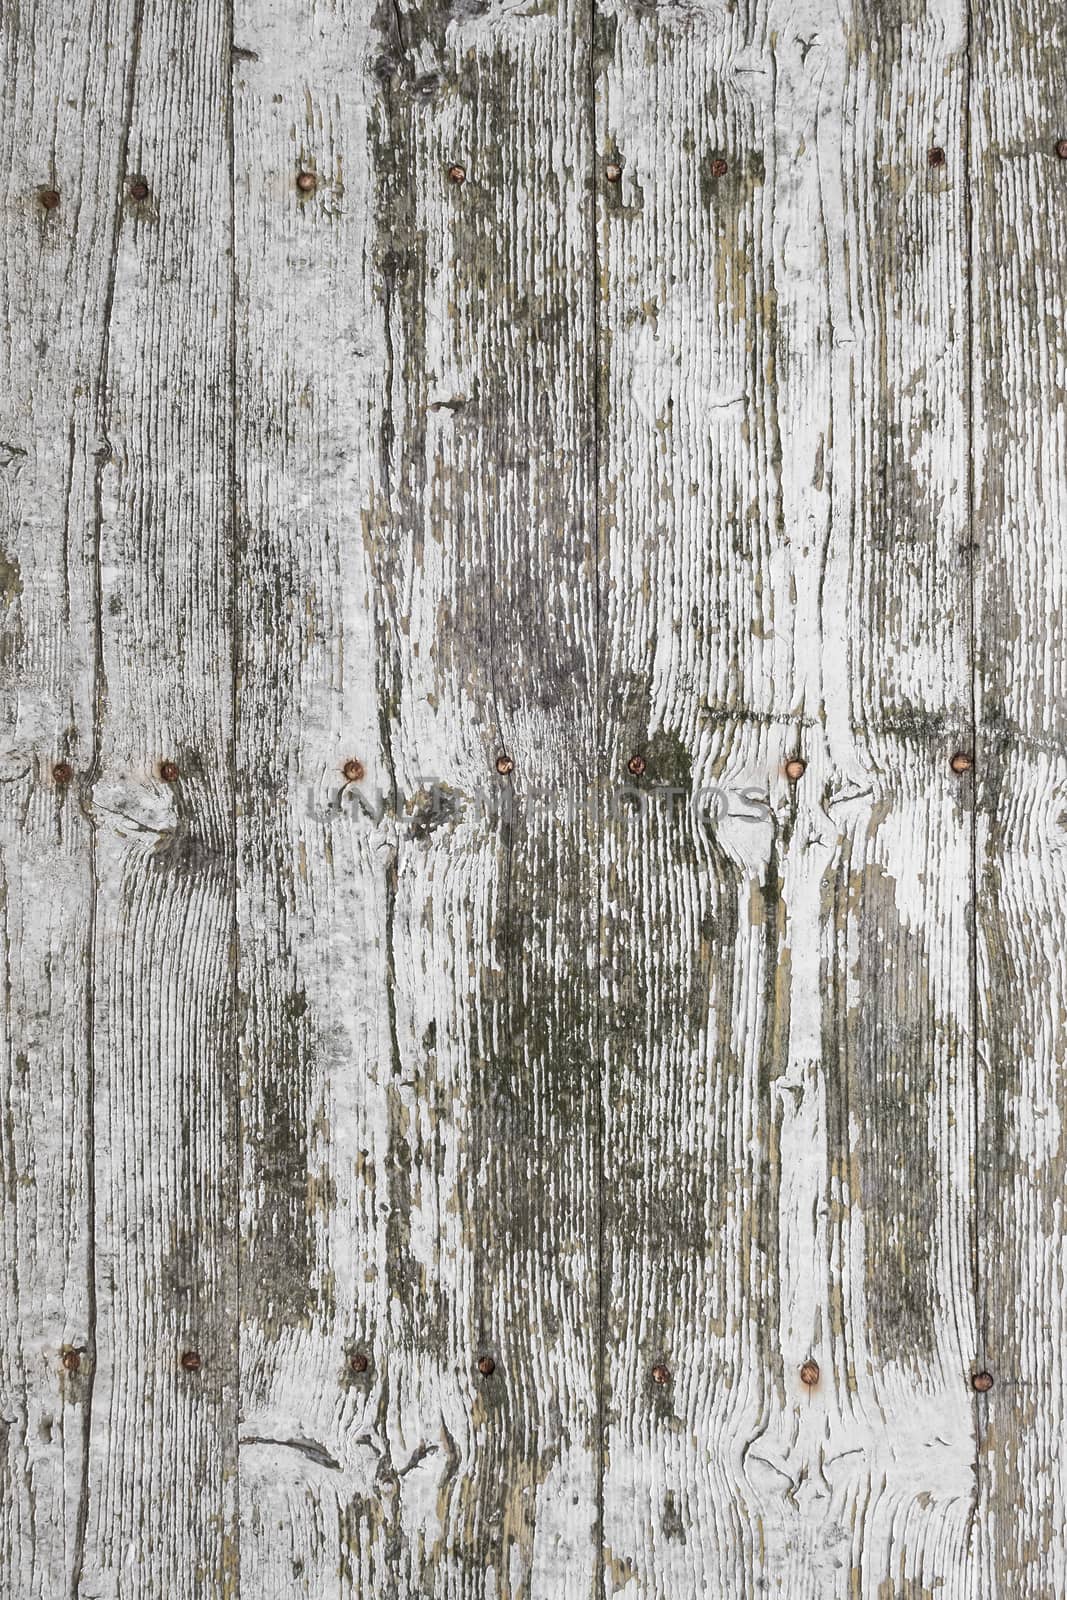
(596, 2), (977, 1592)
(233, 0), (599, 1592)
(0, 5), (134, 1593)
(972, 4), (1067, 1591)
(70, 3), (239, 1594)
(231, 5), (398, 1593)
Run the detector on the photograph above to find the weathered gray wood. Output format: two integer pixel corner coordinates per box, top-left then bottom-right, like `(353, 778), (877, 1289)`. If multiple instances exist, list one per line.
(6, 0), (1067, 1594)
(0, 5), (128, 1592)
(231, 11), (389, 1594)
(0, 1), (239, 1594)
(233, 0), (598, 1593)
(76, 2), (240, 1594)
(597, 3), (977, 1592)
(973, 3), (1067, 1591)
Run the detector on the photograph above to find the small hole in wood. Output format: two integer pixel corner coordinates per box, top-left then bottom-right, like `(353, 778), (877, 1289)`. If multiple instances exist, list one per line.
(343, 758), (365, 783)
(627, 754), (647, 777)
(800, 1359), (820, 1387)
(605, 162), (622, 183)
(53, 762), (74, 785)
(784, 757), (806, 781)
(949, 751), (973, 774)
(710, 157), (728, 177)
(180, 1349), (202, 1372)
(127, 176), (150, 201)
(495, 754), (514, 776)
(447, 163), (466, 185)
(477, 1355), (496, 1376)
(348, 1351), (369, 1374)
(972, 1370), (993, 1393)
(651, 1363), (671, 1385)
(928, 146), (946, 168)
(38, 188), (61, 210)
(61, 1348), (82, 1373)
(296, 171), (317, 193)
(160, 760), (180, 782)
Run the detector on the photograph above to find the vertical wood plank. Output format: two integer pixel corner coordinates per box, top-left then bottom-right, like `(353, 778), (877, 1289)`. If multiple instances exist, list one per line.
(0, 5), (133, 1592)
(232, 4), (398, 1592)
(596, 1), (978, 1591)
(972, 3), (1067, 1591)
(73, 3), (239, 1594)
(233, 0), (599, 1592)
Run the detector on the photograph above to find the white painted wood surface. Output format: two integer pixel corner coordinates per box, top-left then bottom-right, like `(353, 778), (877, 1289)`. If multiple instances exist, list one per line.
(2, 0), (1065, 1595)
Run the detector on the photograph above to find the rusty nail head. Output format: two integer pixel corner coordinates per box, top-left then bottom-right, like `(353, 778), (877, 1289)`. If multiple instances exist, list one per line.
(710, 157), (728, 177)
(53, 761), (74, 785)
(785, 757), (806, 781)
(160, 760), (180, 782)
(477, 1355), (496, 1376)
(651, 1363), (671, 1385)
(61, 1347), (82, 1372)
(39, 188), (61, 210)
(180, 1349), (202, 1372)
(950, 751), (973, 774)
(972, 1369), (993, 1393)
(496, 754), (514, 776)
(343, 758), (365, 783)
(800, 1359), (820, 1387)
(627, 754), (647, 777)
(349, 1351), (369, 1373)
(447, 163), (466, 185)
(605, 162), (622, 182)
(128, 177), (150, 200)
(296, 171), (317, 192)
(1056, 139), (1067, 159)
(928, 146), (946, 167)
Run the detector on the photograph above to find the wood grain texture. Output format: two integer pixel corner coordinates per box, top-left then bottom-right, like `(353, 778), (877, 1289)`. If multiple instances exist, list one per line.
(596, 1), (978, 1593)
(5, 0), (1067, 1594)
(1, 1), (239, 1595)
(972, 2), (1067, 1592)
(233, 0), (598, 1593)
(76, 2), (239, 1595)
(0, 4), (130, 1593)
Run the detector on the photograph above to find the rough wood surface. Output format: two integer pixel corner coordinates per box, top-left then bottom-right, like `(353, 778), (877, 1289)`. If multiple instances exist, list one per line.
(597, 3), (977, 1593)
(972, 4), (1067, 1593)
(233, 0), (598, 1594)
(3, 0), (1067, 1594)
